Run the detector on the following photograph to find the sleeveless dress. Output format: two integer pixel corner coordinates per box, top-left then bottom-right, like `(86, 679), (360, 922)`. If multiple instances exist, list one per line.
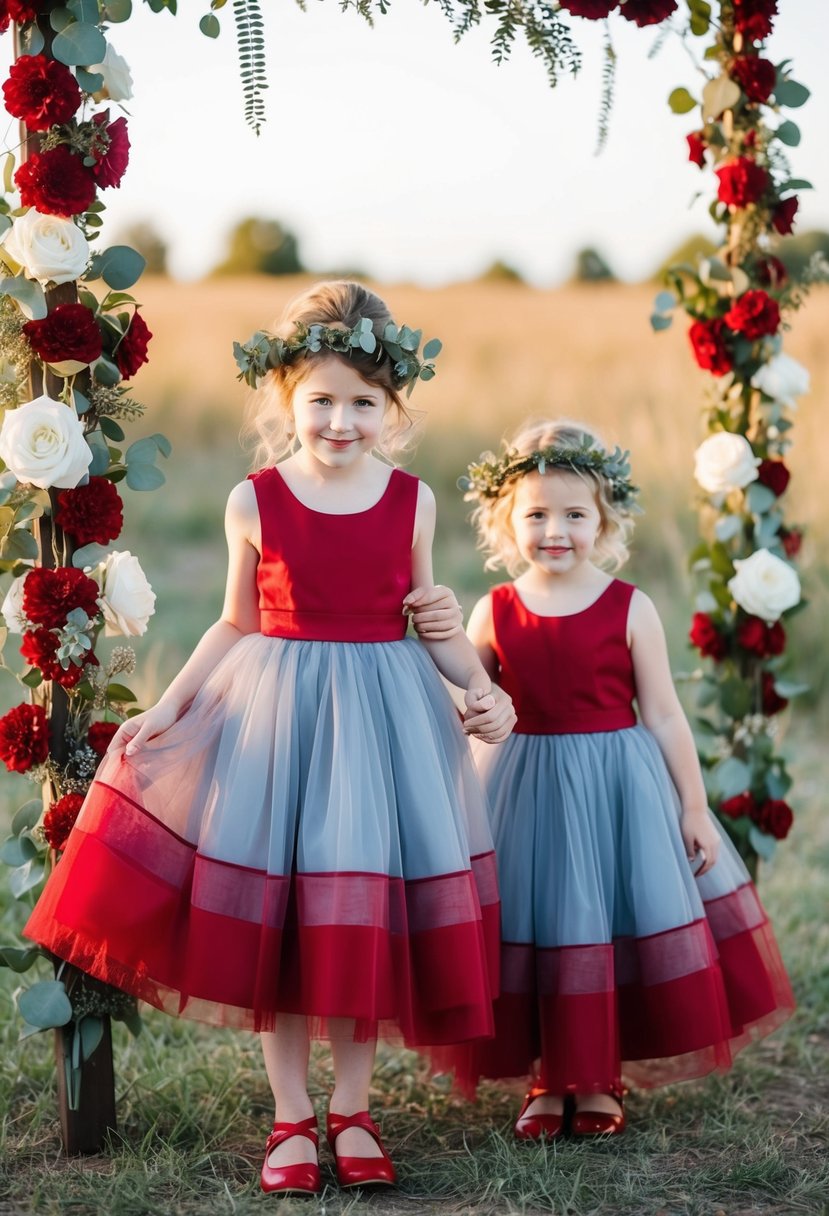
(25, 467), (500, 1047)
(449, 579), (794, 1095)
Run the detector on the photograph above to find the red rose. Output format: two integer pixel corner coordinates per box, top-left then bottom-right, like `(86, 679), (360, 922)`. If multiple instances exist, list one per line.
(715, 157), (769, 208)
(55, 476), (124, 546)
(557, 0), (618, 15)
(724, 290), (780, 340)
(22, 566), (100, 630)
(0, 702), (49, 773)
(719, 791), (756, 820)
(43, 792), (84, 851)
(756, 459), (790, 497)
(754, 797), (793, 840)
(736, 615), (785, 657)
(15, 145), (96, 217)
(689, 612), (727, 660)
(730, 56), (776, 103)
(779, 526), (802, 559)
(23, 302), (103, 367)
(772, 195), (798, 235)
(761, 672), (788, 716)
(733, 0), (778, 42)
(20, 626), (92, 688)
(88, 720), (119, 757)
(688, 318), (732, 376)
(114, 309), (153, 379)
(755, 255), (787, 289)
(687, 131), (706, 168)
(618, 0), (677, 26)
(90, 114), (130, 189)
(2, 53), (82, 132)
(0, 2), (42, 34)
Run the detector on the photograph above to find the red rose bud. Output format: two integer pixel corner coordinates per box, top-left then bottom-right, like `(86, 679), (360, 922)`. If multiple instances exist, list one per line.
(15, 145), (96, 217)
(114, 308), (152, 379)
(689, 612), (728, 660)
(0, 702), (49, 773)
(87, 720), (119, 757)
(756, 459), (790, 497)
(755, 255), (787, 289)
(688, 318), (732, 376)
(719, 791), (757, 820)
(56, 476), (124, 546)
(723, 290), (780, 340)
(90, 114), (130, 189)
(754, 797), (793, 840)
(557, 0), (618, 15)
(23, 302), (103, 367)
(779, 526), (802, 559)
(22, 566), (101, 630)
(733, 0), (778, 42)
(715, 157), (769, 208)
(761, 672), (789, 716)
(618, 0), (677, 25)
(2, 53), (81, 131)
(772, 195), (798, 235)
(686, 131), (707, 168)
(736, 615), (786, 657)
(730, 56), (776, 103)
(43, 792), (84, 851)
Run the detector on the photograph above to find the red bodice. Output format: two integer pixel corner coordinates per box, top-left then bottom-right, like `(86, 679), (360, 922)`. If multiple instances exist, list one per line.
(249, 465), (418, 642)
(491, 580), (637, 734)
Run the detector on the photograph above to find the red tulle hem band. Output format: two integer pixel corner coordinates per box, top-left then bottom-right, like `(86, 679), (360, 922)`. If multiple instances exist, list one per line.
(23, 785), (500, 1045)
(438, 884), (795, 1095)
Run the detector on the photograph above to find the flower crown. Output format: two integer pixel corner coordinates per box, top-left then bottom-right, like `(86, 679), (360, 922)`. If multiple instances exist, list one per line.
(233, 317), (442, 396)
(459, 438), (641, 511)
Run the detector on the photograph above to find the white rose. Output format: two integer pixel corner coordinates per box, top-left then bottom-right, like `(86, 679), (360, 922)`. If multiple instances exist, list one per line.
(694, 432), (760, 494)
(1, 210), (89, 286)
(87, 44), (134, 102)
(728, 549), (801, 623)
(98, 550), (156, 637)
(751, 353), (810, 408)
(1, 572), (29, 634)
(0, 396), (92, 490)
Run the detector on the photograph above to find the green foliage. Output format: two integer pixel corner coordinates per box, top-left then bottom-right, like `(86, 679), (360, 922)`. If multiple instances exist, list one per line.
(232, 0), (267, 135)
(211, 216), (304, 277)
(478, 259), (524, 284)
(572, 246), (617, 283)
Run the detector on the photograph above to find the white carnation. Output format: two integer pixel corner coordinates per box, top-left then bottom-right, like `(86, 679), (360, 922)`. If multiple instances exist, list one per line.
(751, 353), (810, 408)
(694, 431), (760, 494)
(1, 210), (89, 286)
(98, 550), (156, 637)
(0, 395), (92, 490)
(87, 44), (134, 102)
(728, 549), (801, 623)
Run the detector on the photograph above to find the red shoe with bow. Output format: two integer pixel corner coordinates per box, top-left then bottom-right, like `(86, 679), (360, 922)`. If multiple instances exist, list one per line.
(326, 1110), (397, 1188)
(260, 1114), (321, 1195)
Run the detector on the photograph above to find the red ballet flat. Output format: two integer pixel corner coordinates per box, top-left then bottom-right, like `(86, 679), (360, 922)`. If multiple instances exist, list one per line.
(326, 1110), (397, 1188)
(514, 1089), (570, 1141)
(260, 1114), (321, 1195)
(571, 1091), (625, 1138)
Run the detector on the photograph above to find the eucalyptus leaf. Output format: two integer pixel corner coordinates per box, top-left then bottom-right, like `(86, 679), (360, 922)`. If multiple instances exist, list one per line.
(20, 25), (45, 54)
(422, 338), (442, 360)
(0, 946), (41, 973)
(772, 679), (809, 698)
(91, 356), (122, 387)
(11, 799), (42, 836)
(72, 542), (110, 569)
(0, 835), (39, 867)
(126, 463), (165, 491)
(650, 313), (673, 333)
(200, 13), (220, 35)
(19, 980), (73, 1029)
(668, 86), (697, 114)
(50, 7), (74, 32)
(75, 67), (104, 93)
(0, 215), (11, 236)
(86, 432), (111, 477)
(714, 514), (743, 542)
(78, 1014), (105, 1060)
(1, 529), (40, 561)
(774, 120), (801, 147)
(99, 416), (125, 442)
(74, 390), (92, 416)
(694, 590), (718, 614)
(653, 290), (677, 313)
(746, 482), (777, 516)
(89, 246), (146, 292)
(748, 825), (777, 862)
(720, 677), (752, 719)
(106, 682), (137, 703)
(104, 0), (133, 19)
(20, 669), (43, 689)
(773, 79), (810, 108)
(52, 22), (107, 67)
(766, 768), (793, 799)
(713, 755), (751, 800)
(67, 0), (100, 22)
(702, 74), (741, 120)
(0, 277), (47, 321)
(9, 858), (45, 898)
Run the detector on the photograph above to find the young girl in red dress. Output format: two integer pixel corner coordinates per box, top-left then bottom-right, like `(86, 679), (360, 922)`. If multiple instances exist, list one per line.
(25, 281), (514, 1194)
(451, 417), (794, 1136)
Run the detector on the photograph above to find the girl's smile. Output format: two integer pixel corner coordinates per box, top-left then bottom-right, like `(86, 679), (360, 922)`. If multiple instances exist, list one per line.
(291, 355), (388, 471)
(510, 470), (602, 575)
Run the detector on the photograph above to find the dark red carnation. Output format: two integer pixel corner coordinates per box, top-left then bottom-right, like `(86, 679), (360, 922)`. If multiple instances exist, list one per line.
(756, 458), (790, 497)
(687, 131), (706, 168)
(2, 53), (82, 132)
(87, 720), (119, 758)
(724, 290), (780, 340)
(618, 0), (677, 26)
(688, 318), (732, 376)
(772, 195), (798, 235)
(742, 128), (757, 150)
(114, 309), (152, 379)
(730, 56), (776, 103)
(689, 612), (728, 660)
(23, 302), (102, 367)
(20, 626), (92, 688)
(733, 0), (778, 42)
(715, 157), (769, 208)
(43, 792), (84, 851)
(15, 145), (96, 217)
(0, 2), (42, 34)
(755, 255), (787, 289)
(0, 702), (49, 773)
(719, 790), (757, 820)
(22, 566), (100, 630)
(90, 114), (130, 189)
(736, 614), (785, 657)
(761, 672), (788, 716)
(754, 797), (793, 840)
(779, 526), (802, 559)
(55, 476), (124, 546)
(558, 0), (618, 16)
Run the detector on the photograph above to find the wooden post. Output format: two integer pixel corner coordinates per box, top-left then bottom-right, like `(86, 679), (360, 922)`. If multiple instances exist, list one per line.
(54, 1002), (117, 1156)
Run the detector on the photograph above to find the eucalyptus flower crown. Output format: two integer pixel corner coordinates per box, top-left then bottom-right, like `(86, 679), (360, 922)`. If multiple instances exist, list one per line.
(459, 437), (641, 511)
(233, 317), (442, 396)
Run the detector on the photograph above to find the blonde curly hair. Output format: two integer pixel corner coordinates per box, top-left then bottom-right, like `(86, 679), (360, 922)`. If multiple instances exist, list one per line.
(241, 281), (420, 468)
(470, 418), (635, 575)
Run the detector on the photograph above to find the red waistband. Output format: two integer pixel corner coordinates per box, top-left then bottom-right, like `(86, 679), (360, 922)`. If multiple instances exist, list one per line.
(514, 707), (637, 735)
(260, 609), (407, 643)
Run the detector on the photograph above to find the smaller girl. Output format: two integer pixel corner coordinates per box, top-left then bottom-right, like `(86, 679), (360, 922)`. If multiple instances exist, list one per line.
(452, 418), (794, 1136)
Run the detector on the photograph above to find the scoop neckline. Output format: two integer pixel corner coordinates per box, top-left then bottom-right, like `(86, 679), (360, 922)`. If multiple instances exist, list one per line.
(271, 464), (398, 517)
(511, 579), (617, 619)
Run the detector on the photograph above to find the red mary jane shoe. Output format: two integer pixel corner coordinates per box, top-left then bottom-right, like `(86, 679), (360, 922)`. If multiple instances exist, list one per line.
(571, 1091), (625, 1137)
(326, 1110), (397, 1188)
(260, 1114), (321, 1196)
(514, 1089), (570, 1141)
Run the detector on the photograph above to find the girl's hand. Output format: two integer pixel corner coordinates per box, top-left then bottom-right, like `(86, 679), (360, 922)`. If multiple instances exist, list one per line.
(404, 584), (463, 640)
(110, 701), (180, 757)
(463, 684), (516, 745)
(680, 809), (720, 877)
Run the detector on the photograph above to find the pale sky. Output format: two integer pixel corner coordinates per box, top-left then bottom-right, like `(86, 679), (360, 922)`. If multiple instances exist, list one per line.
(2, 2), (827, 284)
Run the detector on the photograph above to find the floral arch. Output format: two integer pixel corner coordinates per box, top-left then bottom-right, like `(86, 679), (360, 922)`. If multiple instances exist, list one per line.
(0, 0), (816, 1153)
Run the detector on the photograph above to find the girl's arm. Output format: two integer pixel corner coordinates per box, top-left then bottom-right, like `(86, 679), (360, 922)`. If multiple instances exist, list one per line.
(114, 480), (261, 755)
(629, 589), (720, 875)
(465, 593), (500, 682)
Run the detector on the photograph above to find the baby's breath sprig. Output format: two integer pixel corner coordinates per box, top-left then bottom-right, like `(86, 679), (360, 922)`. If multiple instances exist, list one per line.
(459, 438), (640, 511)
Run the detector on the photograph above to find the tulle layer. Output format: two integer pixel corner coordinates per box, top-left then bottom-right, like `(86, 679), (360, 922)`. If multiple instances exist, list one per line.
(25, 634), (499, 1043)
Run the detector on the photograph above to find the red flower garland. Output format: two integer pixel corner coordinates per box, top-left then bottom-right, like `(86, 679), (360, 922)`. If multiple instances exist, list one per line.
(719, 791), (756, 820)
(558, 0), (618, 16)
(689, 612), (727, 660)
(736, 615), (785, 658)
(715, 156), (768, 208)
(723, 290), (780, 340)
(733, 0), (778, 43)
(756, 458), (790, 497)
(22, 302), (103, 367)
(1, 53), (81, 131)
(114, 309), (153, 379)
(43, 792), (84, 850)
(772, 196), (798, 235)
(619, 0), (677, 26)
(20, 626), (95, 688)
(761, 672), (788, 716)
(754, 798), (793, 840)
(0, 702), (49, 773)
(22, 566), (100, 630)
(55, 476), (124, 546)
(686, 131), (706, 168)
(87, 721), (119, 757)
(15, 145), (96, 217)
(730, 57), (776, 104)
(90, 114), (130, 189)
(688, 318), (732, 375)
(0, 2), (42, 35)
